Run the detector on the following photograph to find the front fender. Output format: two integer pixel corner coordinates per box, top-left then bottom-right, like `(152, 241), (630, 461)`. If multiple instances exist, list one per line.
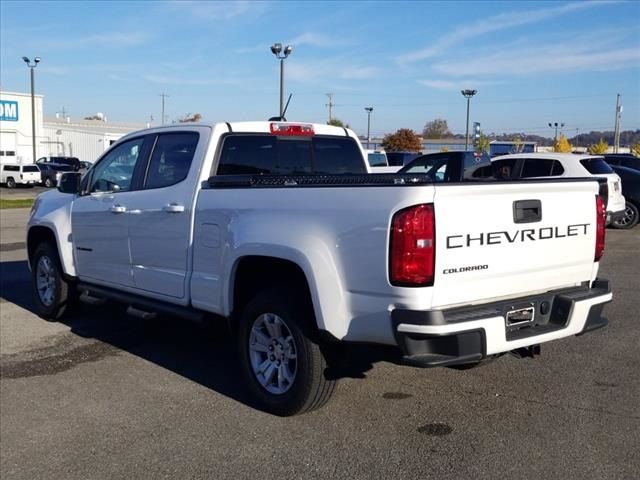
(27, 191), (76, 277)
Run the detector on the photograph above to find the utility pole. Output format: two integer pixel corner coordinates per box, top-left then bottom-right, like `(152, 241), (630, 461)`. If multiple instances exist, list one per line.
(326, 93), (334, 122)
(613, 94), (622, 153)
(159, 92), (169, 125)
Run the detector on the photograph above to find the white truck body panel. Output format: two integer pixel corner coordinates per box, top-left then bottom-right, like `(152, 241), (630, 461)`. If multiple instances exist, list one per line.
(27, 122), (611, 355)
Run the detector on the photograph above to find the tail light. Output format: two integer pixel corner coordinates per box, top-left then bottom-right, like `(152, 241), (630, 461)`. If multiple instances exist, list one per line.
(595, 195), (606, 262)
(270, 123), (314, 136)
(390, 204), (435, 287)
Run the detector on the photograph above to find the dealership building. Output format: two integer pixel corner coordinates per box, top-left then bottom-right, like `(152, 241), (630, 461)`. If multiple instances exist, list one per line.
(0, 90), (145, 164)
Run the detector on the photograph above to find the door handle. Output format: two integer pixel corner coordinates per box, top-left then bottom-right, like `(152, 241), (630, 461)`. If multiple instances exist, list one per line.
(164, 203), (185, 213)
(109, 205), (127, 214)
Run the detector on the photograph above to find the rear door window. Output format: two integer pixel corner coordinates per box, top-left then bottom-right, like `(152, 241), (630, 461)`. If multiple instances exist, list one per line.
(580, 158), (613, 174)
(521, 159), (564, 177)
(23, 165), (40, 172)
(491, 158), (519, 179)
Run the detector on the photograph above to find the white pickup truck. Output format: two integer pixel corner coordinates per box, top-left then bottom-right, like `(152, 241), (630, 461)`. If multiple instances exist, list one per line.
(27, 121), (612, 415)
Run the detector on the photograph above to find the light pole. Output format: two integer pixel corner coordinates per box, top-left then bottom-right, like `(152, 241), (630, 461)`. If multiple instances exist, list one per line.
(22, 56), (41, 162)
(461, 89), (477, 151)
(548, 122), (564, 142)
(364, 107), (373, 148)
(270, 43), (293, 119)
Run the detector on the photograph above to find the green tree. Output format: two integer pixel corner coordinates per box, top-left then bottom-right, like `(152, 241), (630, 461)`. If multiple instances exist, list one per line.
(422, 118), (452, 139)
(553, 134), (572, 153)
(476, 134), (490, 154)
(381, 128), (422, 152)
(588, 138), (609, 155)
(511, 136), (524, 153)
(631, 143), (640, 157)
(327, 118), (350, 128)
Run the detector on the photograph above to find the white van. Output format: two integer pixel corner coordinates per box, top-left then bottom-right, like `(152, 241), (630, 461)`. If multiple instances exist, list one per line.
(0, 163), (41, 188)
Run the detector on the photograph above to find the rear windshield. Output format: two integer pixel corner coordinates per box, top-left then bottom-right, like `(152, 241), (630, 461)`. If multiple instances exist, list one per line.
(23, 165), (40, 172)
(580, 158), (613, 174)
(216, 134), (366, 175)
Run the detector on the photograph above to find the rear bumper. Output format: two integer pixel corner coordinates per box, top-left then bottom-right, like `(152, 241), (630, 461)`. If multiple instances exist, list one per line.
(392, 278), (612, 368)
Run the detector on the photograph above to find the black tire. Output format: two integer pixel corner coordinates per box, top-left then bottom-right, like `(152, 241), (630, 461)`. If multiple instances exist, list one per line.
(31, 242), (75, 321)
(44, 177), (54, 188)
(612, 202), (639, 230)
(237, 287), (336, 416)
(6, 177), (16, 188)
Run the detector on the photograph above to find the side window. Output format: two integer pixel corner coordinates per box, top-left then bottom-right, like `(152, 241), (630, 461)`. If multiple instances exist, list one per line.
(550, 160), (564, 175)
(145, 132), (199, 189)
(90, 138), (145, 193)
(4, 165), (19, 172)
(217, 135), (277, 175)
(492, 158), (518, 179)
(521, 159), (555, 178)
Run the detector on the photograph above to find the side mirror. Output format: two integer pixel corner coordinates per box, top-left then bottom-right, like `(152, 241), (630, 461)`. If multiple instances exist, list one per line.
(57, 172), (81, 194)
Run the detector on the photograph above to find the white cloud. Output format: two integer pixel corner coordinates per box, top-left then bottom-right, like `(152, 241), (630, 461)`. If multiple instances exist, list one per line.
(287, 32), (342, 48)
(80, 32), (151, 47)
(165, 0), (266, 20)
(418, 79), (502, 90)
(144, 74), (243, 86)
(398, 1), (619, 64)
(287, 60), (381, 83)
(432, 46), (640, 77)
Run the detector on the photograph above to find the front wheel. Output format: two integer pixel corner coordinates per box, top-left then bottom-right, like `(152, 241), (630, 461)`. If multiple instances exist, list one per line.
(612, 202), (639, 230)
(237, 287), (336, 416)
(43, 177), (54, 188)
(31, 243), (74, 320)
(6, 177), (16, 188)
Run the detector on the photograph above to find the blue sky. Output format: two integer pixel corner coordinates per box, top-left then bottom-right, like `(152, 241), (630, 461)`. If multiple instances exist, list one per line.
(1, 0), (639, 138)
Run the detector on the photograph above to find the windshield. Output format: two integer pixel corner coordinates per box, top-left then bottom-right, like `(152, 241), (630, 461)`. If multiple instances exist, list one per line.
(367, 153), (388, 167)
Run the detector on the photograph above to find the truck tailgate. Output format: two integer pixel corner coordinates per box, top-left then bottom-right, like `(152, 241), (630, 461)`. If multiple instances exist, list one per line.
(431, 180), (599, 308)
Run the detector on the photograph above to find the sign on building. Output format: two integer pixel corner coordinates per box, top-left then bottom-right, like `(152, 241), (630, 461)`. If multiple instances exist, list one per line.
(0, 101), (19, 121)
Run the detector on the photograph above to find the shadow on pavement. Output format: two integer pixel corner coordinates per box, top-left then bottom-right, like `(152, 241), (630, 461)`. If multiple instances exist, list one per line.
(0, 259), (394, 412)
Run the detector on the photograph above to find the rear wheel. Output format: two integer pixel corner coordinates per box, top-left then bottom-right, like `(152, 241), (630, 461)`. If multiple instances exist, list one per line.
(32, 243), (74, 320)
(44, 177), (54, 188)
(6, 177), (16, 188)
(612, 202), (639, 229)
(237, 287), (336, 416)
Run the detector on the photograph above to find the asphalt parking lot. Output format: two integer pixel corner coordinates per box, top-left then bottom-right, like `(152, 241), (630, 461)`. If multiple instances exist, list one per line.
(1, 208), (639, 480)
(0, 186), (49, 198)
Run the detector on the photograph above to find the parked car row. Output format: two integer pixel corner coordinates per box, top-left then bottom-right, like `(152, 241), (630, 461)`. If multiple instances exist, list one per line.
(1, 157), (93, 188)
(399, 151), (637, 229)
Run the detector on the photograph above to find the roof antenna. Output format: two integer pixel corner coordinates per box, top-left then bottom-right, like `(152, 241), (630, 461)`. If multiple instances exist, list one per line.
(268, 93), (292, 122)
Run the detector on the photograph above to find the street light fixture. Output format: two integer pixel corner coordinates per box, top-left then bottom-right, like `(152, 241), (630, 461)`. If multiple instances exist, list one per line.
(23, 56), (41, 163)
(461, 89), (477, 151)
(364, 107), (373, 149)
(548, 122), (565, 142)
(270, 42), (293, 119)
